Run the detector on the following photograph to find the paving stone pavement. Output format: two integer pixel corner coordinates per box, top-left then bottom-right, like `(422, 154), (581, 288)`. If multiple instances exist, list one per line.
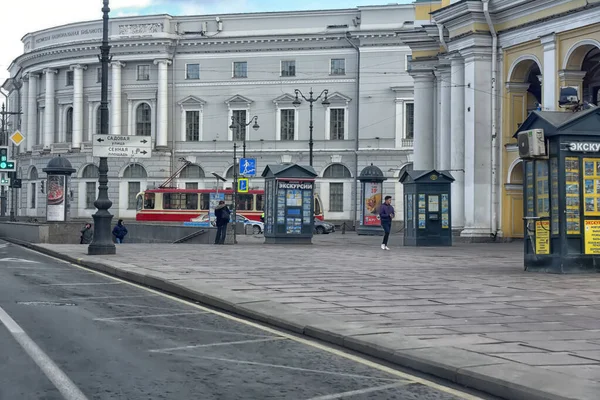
(29, 233), (600, 399)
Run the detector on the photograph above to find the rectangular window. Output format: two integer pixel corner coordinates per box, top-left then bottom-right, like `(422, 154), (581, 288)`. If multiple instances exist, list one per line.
(30, 183), (36, 209)
(232, 109), (247, 141)
(137, 65), (150, 81)
(185, 182), (198, 190)
(238, 194), (254, 211)
(329, 183), (344, 212)
(405, 55), (412, 72)
(256, 194), (264, 211)
(163, 193), (198, 210)
(85, 182), (96, 209)
(280, 109), (295, 141)
(128, 182), (141, 209)
(405, 102), (414, 139)
(97, 67), (102, 83)
(186, 64), (200, 80)
(330, 58), (346, 75)
(329, 108), (345, 140)
(233, 62), (247, 78)
(281, 60), (295, 77)
(186, 110), (200, 141)
(66, 71), (74, 86)
(200, 193), (210, 210)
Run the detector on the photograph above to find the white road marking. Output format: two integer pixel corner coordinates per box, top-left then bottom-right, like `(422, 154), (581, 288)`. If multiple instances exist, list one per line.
(0, 244), (8, 249)
(41, 282), (124, 286)
(24, 246), (484, 400)
(94, 311), (207, 321)
(0, 258), (39, 263)
(149, 337), (286, 352)
(0, 305), (88, 400)
(306, 382), (409, 400)
(106, 321), (275, 338)
(102, 302), (191, 311)
(59, 295), (158, 301)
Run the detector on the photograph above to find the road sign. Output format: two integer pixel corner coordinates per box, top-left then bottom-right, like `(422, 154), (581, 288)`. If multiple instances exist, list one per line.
(92, 134), (152, 158)
(239, 158), (256, 177)
(238, 178), (249, 193)
(9, 130), (24, 146)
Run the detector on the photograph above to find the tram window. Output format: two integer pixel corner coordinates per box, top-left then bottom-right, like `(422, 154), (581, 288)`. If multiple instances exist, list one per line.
(186, 193), (198, 210)
(144, 193), (155, 210)
(164, 193), (186, 209)
(225, 193), (233, 208)
(238, 194), (253, 211)
(200, 193), (210, 210)
(256, 194), (264, 211)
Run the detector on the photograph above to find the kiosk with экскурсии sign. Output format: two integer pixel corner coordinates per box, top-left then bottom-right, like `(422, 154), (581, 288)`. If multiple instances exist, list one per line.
(515, 106), (600, 273)
(261, 163), (317, 245)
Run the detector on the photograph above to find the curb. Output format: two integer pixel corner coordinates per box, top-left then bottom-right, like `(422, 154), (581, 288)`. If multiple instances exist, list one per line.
(12, 239), (599, 400)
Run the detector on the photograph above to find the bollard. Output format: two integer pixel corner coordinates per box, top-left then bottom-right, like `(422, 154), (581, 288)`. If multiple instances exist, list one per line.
(342, 222), (346, 235)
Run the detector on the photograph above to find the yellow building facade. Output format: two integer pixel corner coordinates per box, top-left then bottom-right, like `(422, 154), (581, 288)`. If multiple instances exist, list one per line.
(400, 0), (600, 239)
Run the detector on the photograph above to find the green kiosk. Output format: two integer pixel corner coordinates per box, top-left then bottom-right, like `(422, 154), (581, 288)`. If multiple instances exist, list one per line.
(262, 164), (317, 245)
(516, 107), (600, 273)
(400, 169), (454, 246)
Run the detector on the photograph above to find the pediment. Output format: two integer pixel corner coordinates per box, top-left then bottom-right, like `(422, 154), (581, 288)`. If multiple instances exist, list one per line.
(327, 92), (352, 104)
(177, 95), (206, 106)
(273, 93), (296, 105)
(225, 94), (254, 105)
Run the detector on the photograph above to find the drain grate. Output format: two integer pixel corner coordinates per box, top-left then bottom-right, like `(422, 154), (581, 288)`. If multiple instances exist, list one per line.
(17, 301), (76, 307)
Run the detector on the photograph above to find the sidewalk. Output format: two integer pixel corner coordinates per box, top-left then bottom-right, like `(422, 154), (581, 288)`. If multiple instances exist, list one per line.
(23, 235), (600, 400)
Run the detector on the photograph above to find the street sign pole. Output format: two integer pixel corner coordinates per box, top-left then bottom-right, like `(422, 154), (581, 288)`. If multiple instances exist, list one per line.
(233, 143), (238, 245)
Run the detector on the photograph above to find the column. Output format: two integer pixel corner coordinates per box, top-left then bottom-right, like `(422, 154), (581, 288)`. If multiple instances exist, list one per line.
(154, 59), (171, 148)
(438, 67), (451, 170)
(540, 34), (556, 111)
(43, 69), (57, 148)
(71, 64), (86, 148)
(27, 73), (38, 151)
(450, 55), (465, 229)
(111, 61), (125, 136)
(394, 99), (405, 148)
(462, 50), (493, 237)
(21, 77), (29, 153)
(57, 104), (64, 143)
(88, 102), (94, 141)
(127, 99), (133, 136)
(411, 71), (435, 170)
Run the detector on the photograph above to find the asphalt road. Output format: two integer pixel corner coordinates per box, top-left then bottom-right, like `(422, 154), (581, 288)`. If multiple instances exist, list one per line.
(0, 241), (490, 400)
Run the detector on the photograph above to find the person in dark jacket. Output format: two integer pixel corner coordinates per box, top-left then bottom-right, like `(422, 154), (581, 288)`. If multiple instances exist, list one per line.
(214, 201), (230, 245)
(112, 219), (128, 244)
(80, 223), (93, 244)
(379, 196), (395, 250)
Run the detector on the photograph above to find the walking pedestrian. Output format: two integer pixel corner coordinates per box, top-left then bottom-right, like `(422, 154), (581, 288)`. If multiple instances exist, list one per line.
(80, 223), (93, 244)
(214, 200), (231, 245)
(379, 196), (395, 250)
(112, 219), (128, 244)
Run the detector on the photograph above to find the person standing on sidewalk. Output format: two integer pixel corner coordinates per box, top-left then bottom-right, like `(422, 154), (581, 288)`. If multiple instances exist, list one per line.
(112, 219), (128, 244)
(214, 200), (231, 245)
(379, 196), (395, 250)
(80, 223), (93, 244)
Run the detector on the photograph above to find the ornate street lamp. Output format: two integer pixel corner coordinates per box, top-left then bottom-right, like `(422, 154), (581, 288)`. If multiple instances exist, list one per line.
(293, 88), (329, 167)
(229, 115), (259, 158)
(88, 0), (116, 255)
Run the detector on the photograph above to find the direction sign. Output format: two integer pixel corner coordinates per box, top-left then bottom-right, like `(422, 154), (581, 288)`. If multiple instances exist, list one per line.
(239, 158), (256, 176)
(92, 134), (152, 158)
(238, 178), (249, 193)
(10, 130), (24, 146)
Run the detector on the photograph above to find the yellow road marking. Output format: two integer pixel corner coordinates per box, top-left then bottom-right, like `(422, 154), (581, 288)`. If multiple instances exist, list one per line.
(21, 246), (484, 400)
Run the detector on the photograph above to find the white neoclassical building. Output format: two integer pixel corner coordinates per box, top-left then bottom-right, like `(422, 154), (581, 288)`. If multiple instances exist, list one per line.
(3, 5), (418, 223)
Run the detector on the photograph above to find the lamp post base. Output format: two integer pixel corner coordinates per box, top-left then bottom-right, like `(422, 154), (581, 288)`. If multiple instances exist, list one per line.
(88, 212), (116, 255)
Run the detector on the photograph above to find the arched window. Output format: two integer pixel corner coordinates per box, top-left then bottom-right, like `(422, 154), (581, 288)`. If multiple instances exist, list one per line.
(82, 164), (99, 179)
(82, 165), (99, 209)
(323, 163), (352, 179)
(180, 164), (205, 179)
(123, 164), (147, 210)
(66, 107), (73, 143)
(123, 163), (148, 179)
(136, 103), (152, 136)
(29, 167), (38, 210)
(29, 167), (38, 180)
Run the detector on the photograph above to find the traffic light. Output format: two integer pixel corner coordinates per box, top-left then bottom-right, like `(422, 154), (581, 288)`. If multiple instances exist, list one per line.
(0, 147), (15, 171)
(0, 177), (9, 186)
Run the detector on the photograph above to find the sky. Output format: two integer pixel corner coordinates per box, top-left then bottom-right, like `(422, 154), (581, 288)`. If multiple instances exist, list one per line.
(0, 0), (412, 86)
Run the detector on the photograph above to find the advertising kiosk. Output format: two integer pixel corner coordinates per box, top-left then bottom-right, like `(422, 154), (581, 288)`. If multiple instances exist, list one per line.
(42, 156), (76, 222)
(357, 164), (387, 236)
(400, 169), (454, 247)
(516, 107), (600, 273)
(262, 164), (317, 244)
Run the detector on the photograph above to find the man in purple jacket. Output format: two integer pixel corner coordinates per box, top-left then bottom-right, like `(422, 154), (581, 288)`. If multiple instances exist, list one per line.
(379, 196), (395, 250)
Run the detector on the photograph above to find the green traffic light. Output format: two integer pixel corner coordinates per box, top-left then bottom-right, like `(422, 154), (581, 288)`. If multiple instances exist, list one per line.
(0, 162), (6, 169)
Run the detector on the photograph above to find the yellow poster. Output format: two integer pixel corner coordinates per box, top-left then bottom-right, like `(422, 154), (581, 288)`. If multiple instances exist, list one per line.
(584, 220), (600, 254)
(535, 220), (550, 255)
(583, 158), (600, 217)
(565, 157), (581, 234)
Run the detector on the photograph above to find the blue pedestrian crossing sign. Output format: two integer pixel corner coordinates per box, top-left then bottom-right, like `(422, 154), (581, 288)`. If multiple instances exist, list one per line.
(239, 158), (256, 177)
(238, 178), (249, 193)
